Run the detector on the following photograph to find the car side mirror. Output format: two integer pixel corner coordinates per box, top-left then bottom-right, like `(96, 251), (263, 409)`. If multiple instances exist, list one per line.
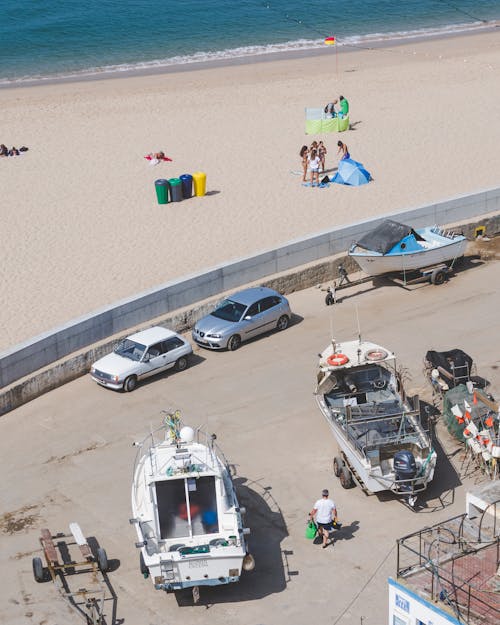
(143, 354), (150, 362)
(244, 315), (252, 320)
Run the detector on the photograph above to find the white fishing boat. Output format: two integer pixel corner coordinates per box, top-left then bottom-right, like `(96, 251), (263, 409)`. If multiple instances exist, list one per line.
(315, 337), (437, 507)
(130, 410), (254, 599)
(348, 220), (467, 277)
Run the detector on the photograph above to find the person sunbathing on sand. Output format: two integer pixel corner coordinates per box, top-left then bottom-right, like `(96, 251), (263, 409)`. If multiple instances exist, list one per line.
(144, 151), (172, 163)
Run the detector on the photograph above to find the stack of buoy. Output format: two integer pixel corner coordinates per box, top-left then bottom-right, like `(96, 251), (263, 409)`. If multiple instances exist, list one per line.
(452, 397), (499, 465)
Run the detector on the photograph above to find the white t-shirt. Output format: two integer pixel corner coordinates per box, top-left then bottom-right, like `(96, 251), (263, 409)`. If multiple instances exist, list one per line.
(313, 498), (336, 523)
(309, 156), (320, 171)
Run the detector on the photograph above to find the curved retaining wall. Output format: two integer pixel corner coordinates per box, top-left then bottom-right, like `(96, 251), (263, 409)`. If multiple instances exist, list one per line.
(1, 187), (499, 408)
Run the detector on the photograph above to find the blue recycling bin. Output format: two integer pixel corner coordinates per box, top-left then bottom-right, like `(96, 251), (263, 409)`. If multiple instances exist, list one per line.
(154, 179), (169, 204)
(180, 173), (193, 199)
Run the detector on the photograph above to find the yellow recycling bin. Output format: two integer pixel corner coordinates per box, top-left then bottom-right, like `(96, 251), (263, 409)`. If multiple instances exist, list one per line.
(193, 171), (207, 197)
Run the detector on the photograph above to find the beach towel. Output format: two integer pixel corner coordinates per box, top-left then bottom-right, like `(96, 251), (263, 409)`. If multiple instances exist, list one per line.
(302, 181), (330, 188)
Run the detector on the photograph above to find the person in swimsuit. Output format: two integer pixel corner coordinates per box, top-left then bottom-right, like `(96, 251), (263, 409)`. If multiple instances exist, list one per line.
(337, 140), (350, 160)
(299, 145), (309, 182)
(308, 148), (320, 186)
(318, 141), (327, 173)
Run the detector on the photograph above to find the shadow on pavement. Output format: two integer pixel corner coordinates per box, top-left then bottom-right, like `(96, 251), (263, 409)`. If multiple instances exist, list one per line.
(175, 476), (289, 607)
(130, 352), (206, 390)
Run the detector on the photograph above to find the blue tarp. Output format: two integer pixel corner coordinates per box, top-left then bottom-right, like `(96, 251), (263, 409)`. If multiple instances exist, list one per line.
(331, 158), (371, 186)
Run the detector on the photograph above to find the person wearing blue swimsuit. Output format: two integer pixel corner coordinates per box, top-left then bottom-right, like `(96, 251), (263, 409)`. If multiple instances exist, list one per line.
(337, 140), (350, 160)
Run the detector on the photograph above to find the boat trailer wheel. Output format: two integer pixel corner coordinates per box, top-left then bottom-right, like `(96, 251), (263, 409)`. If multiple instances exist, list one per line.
(430, 268), (446, 285)
(339, 466), (354, 489)
(333, 456), (345, 477)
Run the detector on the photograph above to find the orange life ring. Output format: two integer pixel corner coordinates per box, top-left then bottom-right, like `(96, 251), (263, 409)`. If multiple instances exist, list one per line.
(365, 349), (388, 362)
(327, 353), (349, 366)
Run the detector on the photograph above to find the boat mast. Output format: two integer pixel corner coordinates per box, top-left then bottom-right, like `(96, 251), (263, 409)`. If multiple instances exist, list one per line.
(355, 305), (362, 345)
(356, 305), (362, 364)
(329, 304), (336, 353)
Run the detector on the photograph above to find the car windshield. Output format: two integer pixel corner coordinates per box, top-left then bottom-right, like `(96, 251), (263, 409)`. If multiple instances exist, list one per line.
(211, 299), (247, 322)
(114, 339), (147, 361)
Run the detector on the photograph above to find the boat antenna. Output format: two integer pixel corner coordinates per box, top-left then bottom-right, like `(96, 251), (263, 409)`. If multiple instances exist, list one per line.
(330, 305), (336, 353)
(355, 304), (362, 344)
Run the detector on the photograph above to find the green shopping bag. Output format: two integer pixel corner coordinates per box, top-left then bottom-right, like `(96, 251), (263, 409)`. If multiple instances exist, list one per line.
(305, 521), (317, 540)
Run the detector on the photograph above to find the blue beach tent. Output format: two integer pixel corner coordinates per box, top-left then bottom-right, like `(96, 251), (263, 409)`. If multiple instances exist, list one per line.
(331, 158), (371, 186)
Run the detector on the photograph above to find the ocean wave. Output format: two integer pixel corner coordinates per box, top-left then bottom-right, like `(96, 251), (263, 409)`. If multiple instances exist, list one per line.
(0, 19), (497, 86)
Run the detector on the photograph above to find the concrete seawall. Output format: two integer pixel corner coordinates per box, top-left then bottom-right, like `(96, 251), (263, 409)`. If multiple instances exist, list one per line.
(1, 189), (499, 415)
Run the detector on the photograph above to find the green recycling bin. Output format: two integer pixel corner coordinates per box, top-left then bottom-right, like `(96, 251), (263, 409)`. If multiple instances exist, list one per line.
(155, 179), (169, 204)
(169, 177), (183, 202)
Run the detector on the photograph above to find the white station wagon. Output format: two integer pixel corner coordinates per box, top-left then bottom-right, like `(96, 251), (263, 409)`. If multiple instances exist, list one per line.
(90, 326), (192, 392)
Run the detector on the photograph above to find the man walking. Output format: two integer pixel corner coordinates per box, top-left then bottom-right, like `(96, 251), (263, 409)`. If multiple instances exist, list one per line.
(310, 489), (338, 549)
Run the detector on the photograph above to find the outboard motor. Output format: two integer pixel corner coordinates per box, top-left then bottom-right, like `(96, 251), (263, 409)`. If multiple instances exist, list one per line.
(394, 450), (417, 506)
(344, 375), (357, 393)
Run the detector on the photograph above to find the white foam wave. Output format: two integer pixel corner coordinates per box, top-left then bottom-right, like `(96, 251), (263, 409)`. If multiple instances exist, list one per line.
(0, 20), (496, 86)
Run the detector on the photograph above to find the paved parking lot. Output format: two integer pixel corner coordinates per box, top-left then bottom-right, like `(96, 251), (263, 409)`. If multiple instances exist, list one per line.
(1, 255), (499, 625)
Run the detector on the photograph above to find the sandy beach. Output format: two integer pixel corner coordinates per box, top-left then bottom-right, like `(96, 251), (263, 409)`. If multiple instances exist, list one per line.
(1, 30), (499, 353)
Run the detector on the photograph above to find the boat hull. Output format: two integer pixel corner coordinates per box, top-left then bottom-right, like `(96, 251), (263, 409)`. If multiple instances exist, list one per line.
(349, 236), (467, 277)
(146, 551), (246, 590)
(316, 396), (435, 495)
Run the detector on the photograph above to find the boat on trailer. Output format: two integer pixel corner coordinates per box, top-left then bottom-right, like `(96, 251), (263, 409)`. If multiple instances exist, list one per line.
(348, 220), (467, 277)
(130, 410), (254, 601)
(314, 337), (437, 507)
(424, 348), (500, 480)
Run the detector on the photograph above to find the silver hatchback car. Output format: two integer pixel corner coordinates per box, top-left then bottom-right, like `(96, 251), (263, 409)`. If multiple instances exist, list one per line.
(192, 286), (292, 351)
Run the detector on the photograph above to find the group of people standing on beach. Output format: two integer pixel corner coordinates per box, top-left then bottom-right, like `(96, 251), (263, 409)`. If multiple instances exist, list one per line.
(300, 140), (327, 184)
(300, 139), (350, 186)
(299, 93), (351, 187)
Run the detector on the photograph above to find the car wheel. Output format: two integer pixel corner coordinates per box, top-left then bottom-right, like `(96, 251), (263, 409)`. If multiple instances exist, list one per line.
(276, 315), (290, 331)
(175, 356), (188, 372)
(227, 334), (241, 351)
(123, 376), (137, 392)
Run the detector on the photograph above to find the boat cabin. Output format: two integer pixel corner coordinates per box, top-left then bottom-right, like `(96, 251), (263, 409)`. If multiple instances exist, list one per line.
(155, 474), (220, 540)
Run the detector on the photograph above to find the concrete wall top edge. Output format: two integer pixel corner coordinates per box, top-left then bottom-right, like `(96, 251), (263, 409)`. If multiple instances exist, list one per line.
(1, 187), (500, 385)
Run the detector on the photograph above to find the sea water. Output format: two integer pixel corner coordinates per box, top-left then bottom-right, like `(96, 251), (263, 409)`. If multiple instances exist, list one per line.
(1, 0), (499, 85)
